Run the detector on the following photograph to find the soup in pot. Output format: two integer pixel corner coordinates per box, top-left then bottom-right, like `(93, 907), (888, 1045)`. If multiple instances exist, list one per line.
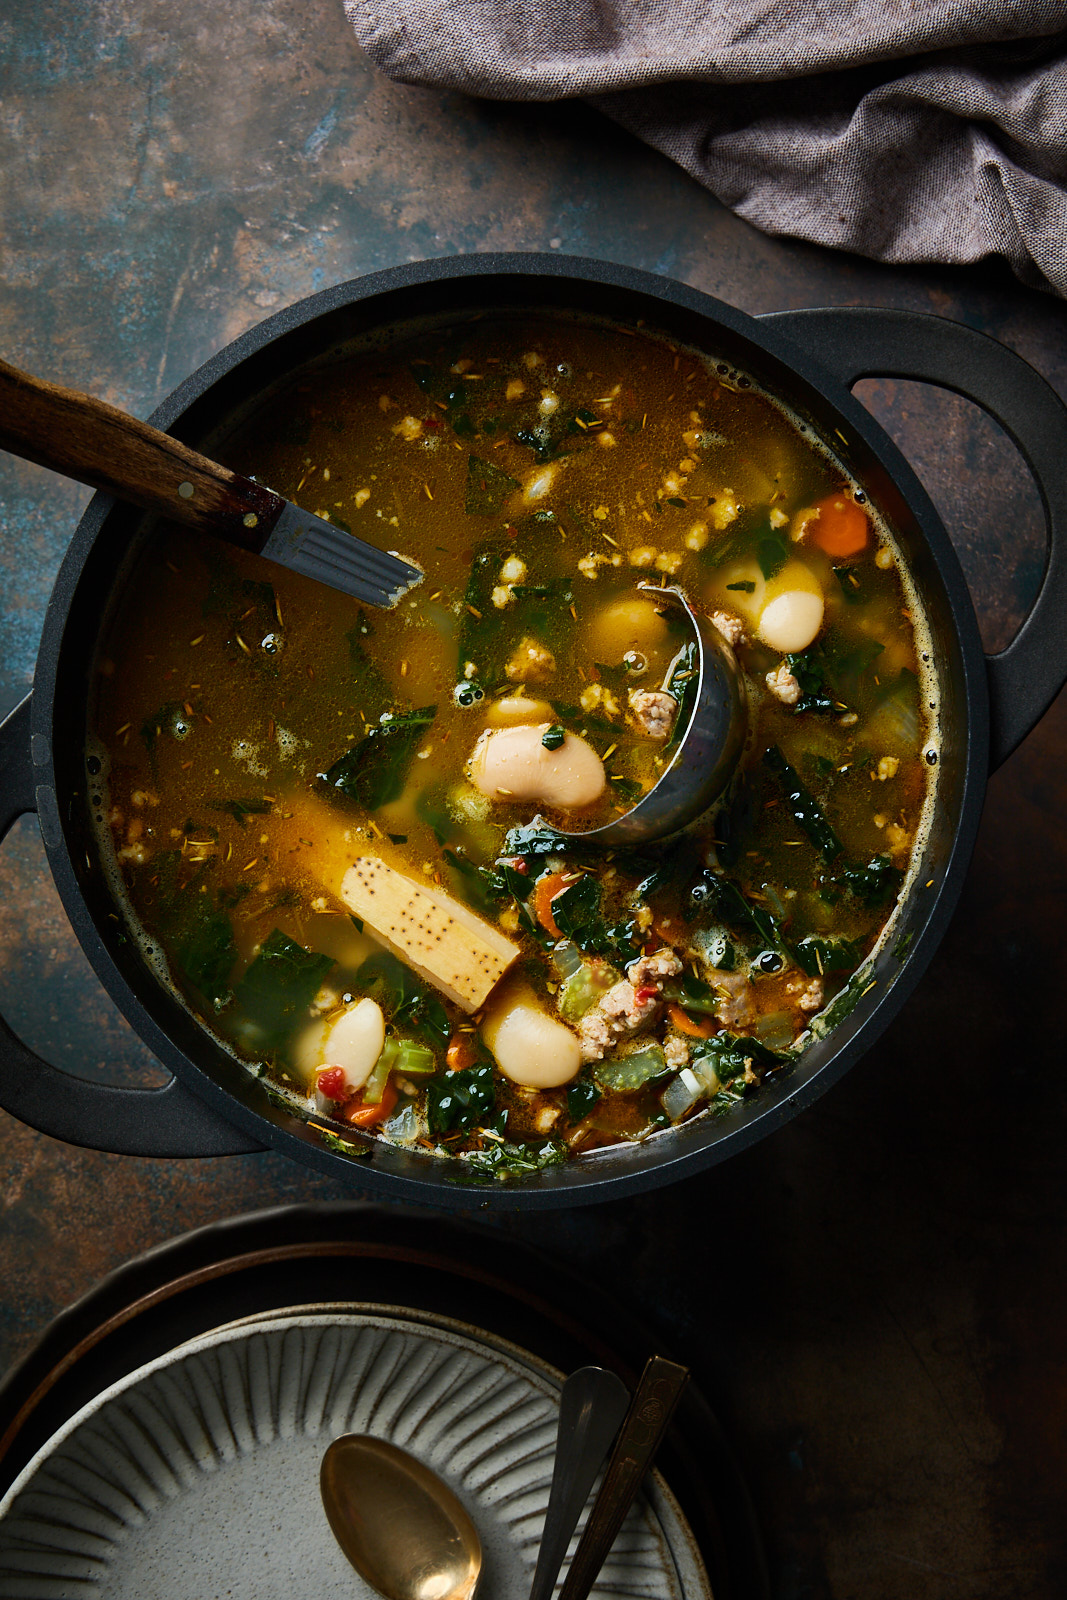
(90, 313), (936, 1178)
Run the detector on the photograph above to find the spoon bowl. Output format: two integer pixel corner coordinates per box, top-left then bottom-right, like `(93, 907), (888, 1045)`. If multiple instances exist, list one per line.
(321, 1435), (481, 1600)
(555, 583), (746, 848)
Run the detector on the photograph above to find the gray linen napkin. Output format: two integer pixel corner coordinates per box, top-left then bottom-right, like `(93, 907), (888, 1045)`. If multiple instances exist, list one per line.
(345, 0), (1067, 295)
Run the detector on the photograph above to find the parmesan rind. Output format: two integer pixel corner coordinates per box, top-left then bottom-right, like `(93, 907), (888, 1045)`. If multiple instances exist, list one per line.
(340, 857), (519, 1011)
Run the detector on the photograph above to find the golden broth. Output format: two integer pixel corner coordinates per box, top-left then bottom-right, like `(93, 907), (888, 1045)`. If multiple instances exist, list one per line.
(91, 313), (934, 1174)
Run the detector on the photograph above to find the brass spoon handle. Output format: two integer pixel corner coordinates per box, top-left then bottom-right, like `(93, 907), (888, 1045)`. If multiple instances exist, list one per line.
(556, 1356), (689, 1600)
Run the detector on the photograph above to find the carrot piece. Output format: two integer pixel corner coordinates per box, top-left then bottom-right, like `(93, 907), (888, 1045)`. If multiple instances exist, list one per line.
(533, 869), (574, 938)
(342, 1081), (399, 1127)
(446, 1033), (479, 1072)
(809, 492), (869, 557)
(667, 1002), (717, 1039)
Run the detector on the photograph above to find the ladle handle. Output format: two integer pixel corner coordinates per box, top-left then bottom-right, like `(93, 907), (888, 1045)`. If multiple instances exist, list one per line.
(556, 1356), (688, 1600)
(761, 307), (1067, 772)
(0, 355), (282, 547)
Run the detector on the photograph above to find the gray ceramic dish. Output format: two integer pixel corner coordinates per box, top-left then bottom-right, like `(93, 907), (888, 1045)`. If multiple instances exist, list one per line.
(0, 1308), (710, 1600)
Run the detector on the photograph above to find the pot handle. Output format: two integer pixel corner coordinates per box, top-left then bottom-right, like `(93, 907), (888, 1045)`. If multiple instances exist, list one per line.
(760, 306), (1067, 771)
(0, 694), (265, 1157)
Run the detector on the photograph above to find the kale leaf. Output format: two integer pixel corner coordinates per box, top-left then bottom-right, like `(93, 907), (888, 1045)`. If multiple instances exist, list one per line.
(234, 930), (335, 1050)
(322, 706), (436, 812)
(792, 935), (862, 977)
(763, 745), (843, 860)
(838, 854), (903, 908)
(426, 1061), (497, 1134)
(551, 874), (641, 967)
(465, 455), (519, 516)
(355, 950), (450, 1047)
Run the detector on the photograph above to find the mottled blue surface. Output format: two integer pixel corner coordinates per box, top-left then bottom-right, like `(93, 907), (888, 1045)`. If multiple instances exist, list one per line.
(2, 2), (1067, 1593)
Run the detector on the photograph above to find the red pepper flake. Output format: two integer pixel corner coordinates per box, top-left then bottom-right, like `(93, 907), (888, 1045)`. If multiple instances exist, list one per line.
(316, 1066), (348, 1101)
(635, 985), (659, 1004)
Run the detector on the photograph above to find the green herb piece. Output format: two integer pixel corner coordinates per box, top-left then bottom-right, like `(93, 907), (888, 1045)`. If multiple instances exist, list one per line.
(459, 1138), (568, 1180)
(832, 564), (871, 606)
(784, 652), (836, 716)
(726, 580), (756, 593)
(661, 972), (721, 1016)
(690, 871), (781, 952)
(892, 930), (915, 961)
(551, 875), (640, 967)
(595, 1044), (670, 1092)
(663, 640), (698, 752)
(234, 930), (335, 1050)
(567, 1078), (602, 1121)
(350, 915), (364, 934)
(355, 951), (450, 1047)
(465, 455), (519, 516)
(541, 725), (566, 751)
(443, 848), (507, 915)
(691, 1029), (787, 1082)
(315, 1125), (371, 1157)
(610, 776), (643, 803)
(792, 935), (861, 978)
(208, 797), (272, 826)
(838, 854), (903, 908)
(501, 821), (575, 867)
(426, 1061), (497, 1134)
(763, 745), (843, 860)
(323, 705), (436, 812)
(665, 496), (687, 509)
(757, 530), (789, 581)
(809, 968), (873, 1038)
(176, 902), (237, 1010)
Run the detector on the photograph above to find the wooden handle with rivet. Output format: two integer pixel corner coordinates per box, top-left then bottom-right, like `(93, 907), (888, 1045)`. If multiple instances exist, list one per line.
(0, 355), (283, 548)
(556, 1355), (689, 1600)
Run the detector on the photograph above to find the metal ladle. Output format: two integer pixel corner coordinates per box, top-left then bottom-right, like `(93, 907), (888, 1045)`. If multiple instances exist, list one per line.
(555, 583), (746, 848)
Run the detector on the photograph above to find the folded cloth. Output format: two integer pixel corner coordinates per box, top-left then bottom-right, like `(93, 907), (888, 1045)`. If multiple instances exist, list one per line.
(346, 0), (1067, 295)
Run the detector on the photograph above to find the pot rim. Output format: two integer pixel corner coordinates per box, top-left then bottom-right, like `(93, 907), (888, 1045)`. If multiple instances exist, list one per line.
(27, 252), (991, 1207)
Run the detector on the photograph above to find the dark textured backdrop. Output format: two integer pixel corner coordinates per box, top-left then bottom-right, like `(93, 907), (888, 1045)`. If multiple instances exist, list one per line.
(1, 3), (1066, 1595)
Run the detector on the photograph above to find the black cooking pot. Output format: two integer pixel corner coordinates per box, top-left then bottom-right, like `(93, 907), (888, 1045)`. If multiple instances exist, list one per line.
(2, 255), (1066, 1209)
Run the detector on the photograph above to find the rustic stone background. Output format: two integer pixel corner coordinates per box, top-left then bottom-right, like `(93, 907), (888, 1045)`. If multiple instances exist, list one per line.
(2, 2), (1066, 1595)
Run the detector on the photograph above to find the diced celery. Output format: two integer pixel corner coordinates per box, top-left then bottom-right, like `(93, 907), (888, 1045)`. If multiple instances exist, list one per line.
(394, 1040), (438, 1077)
(362, 1036), (398, 1104)
(558, 959), (618, 1023)
(595, 1043), (668, 1092)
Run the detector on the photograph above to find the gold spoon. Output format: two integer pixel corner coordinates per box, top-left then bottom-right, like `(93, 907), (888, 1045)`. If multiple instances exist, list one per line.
(321, 1435), (481, 1600)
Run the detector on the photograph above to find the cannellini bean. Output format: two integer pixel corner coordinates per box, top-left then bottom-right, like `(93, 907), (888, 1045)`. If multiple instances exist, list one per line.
(295, 997), (385, 1092)
(484, 694), (556, 727)
(482, 986), (581, 1088)
(757, 589), (824, 652)
(469, 724), (606, 809)
(586, 596), (671, 664)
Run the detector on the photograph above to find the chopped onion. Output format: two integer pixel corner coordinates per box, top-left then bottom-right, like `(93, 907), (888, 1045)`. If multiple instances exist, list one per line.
(755, 1009), (795, 1050)
(661, 1067), (706, 1121)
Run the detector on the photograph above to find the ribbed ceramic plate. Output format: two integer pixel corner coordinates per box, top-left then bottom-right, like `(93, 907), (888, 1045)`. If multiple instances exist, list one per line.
(0, 1310), (710, 1599)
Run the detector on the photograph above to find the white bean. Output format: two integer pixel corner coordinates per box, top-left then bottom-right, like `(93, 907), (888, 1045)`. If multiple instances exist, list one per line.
(482, 988), (581, 1088)
(469, 724), (605, 809)
(310, 997), (386, 1093)
(484, 694), (556, 728)
(757, 590), (824, 652)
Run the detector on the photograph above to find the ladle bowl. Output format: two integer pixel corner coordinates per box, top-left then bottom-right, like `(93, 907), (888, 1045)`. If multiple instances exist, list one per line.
(555, 584), (746, 848)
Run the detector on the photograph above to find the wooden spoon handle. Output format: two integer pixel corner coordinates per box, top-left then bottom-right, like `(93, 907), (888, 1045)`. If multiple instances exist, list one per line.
(556, 1355), (689, 1600)
(0, 356), (282, 546)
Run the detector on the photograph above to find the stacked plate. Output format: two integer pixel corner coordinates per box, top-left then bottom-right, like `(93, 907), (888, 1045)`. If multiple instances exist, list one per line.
(0, 1306), (709, 1599)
